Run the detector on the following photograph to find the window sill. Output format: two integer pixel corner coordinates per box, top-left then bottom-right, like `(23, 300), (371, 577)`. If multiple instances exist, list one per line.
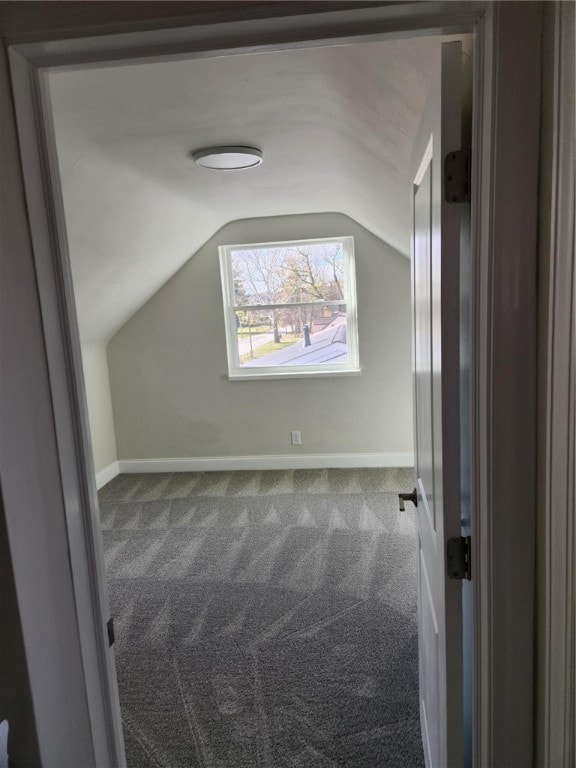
(225, 368), (362, 381)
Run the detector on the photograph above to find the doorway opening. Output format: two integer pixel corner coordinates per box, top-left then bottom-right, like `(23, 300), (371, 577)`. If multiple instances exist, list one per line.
(46, 35), (444, 766)
(5, 4), (547, 766)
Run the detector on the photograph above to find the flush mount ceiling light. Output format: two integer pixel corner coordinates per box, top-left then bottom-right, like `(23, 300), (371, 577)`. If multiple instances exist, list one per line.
(192, 146), (263, 171)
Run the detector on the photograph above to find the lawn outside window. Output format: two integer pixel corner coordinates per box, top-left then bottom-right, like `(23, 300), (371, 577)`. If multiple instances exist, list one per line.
(219, 236), (360, 379)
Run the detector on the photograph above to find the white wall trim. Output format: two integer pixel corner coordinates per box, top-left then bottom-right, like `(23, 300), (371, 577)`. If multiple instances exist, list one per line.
(8, 48), (126, 768)
(118, 453), (414, 474)
(95, 461), (120, 489)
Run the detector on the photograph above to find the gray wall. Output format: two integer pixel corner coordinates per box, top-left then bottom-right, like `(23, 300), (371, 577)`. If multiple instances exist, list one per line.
(108, 213), (413, 461)
(81, 343), (117, 474)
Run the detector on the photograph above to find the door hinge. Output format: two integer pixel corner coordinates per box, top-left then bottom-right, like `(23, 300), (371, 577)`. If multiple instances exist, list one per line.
(444, 148), (470, 203)
(447, 536), (471, 580)
(107, 617), (115, 647)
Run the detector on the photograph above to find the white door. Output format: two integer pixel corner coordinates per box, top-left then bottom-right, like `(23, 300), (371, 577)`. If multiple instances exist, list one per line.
(410, 40), (469, 768)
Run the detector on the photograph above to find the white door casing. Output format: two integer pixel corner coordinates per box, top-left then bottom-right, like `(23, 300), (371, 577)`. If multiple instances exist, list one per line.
(411, 40), (468, 768)
(3, 4), (543, 766)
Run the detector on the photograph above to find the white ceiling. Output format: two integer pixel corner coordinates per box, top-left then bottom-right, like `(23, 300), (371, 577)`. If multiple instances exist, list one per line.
(48, 36), (438, 344)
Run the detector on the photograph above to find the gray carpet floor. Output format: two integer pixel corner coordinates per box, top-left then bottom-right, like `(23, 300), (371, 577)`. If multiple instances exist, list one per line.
(99, 468), (423, 768)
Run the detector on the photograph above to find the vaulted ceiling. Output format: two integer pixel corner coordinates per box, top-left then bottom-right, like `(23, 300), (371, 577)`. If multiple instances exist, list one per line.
(48, 36), (438, 343)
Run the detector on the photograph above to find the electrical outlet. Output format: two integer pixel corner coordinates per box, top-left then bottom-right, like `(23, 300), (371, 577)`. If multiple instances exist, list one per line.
(291, 430), (302, 445)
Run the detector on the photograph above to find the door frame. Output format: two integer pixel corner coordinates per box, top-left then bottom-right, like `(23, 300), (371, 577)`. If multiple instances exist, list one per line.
(5, 3), (541, 765)
(536, 3), (575, 766)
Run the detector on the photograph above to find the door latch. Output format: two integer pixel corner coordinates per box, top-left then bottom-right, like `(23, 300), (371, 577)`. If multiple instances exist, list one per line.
(398, 488), (418, 511)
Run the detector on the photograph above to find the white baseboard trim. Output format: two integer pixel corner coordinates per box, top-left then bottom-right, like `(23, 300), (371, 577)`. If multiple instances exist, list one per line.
(117, 453), (414, 473)
(95, 461), (120, 489)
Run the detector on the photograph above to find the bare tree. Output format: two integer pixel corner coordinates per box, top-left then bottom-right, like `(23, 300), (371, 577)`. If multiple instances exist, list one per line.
(233, 248), (286, 342)
(281, 244), (344, 302)
(232, 242), (345, 343)
(319, 243), (344, 300)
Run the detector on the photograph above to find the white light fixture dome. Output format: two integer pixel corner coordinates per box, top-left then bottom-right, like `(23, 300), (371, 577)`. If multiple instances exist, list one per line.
(192, 146), (263, 170)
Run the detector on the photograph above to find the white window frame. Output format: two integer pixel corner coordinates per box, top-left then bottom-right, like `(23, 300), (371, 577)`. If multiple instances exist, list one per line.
(219, 236), (360, 380)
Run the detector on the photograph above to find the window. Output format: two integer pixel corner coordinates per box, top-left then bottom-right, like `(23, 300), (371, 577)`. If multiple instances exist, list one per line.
(219, 236), (360, 379)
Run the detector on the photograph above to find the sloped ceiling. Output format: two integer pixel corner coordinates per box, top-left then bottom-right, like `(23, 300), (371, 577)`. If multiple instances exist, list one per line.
(48, 36), (438, 344)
